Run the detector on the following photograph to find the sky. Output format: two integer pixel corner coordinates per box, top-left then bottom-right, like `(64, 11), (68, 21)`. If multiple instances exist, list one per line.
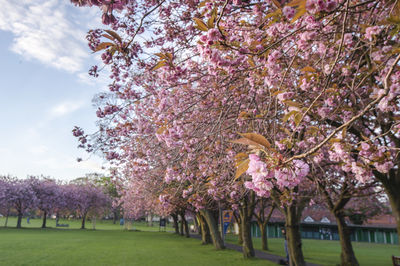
(0, 0), (109, 181)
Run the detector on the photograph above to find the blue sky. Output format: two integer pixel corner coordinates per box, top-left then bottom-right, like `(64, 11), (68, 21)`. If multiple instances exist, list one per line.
(0, 0), (108, 180)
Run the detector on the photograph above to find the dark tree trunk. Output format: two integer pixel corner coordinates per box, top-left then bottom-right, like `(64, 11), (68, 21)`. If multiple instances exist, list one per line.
(234, 212), (243, 245)
(259, 222), (268, 251)
(81, 214), (86, 229)
(198, 213), (212, 244)
(4, 208), (9, 227)
(16, 212), (22, 228)
(376, 171), (400, 243)
(184, 218), (190, 238)
(285, 204), (305, 266)
(240, 194), (255, 258)
(42, 211), (47, 228)
(180, 211), (190, 238)
(241, 214), (254, 258)
(335, 213), (359, 266)
(148, 213), (153, 227)
(255, 202), (274, 251)
(200, 209), (225, 250)
(196, 214), (202, 236)
(179, 213), (184, 236)
(171, 213), (179, 234)
(113, 210), (118, 224)
(193, 214), (199, 234)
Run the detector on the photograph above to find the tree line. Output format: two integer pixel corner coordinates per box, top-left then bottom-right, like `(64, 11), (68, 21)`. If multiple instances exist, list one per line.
(68, 1), (400, 265)
(0, 175), (112, 229)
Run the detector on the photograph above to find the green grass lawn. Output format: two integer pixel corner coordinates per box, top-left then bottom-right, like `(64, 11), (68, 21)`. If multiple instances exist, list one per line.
(225, 234), (400, 266)
(0, 217), (399, 265)
(0, 216), (170, 231)
(0, 217), (271, 266)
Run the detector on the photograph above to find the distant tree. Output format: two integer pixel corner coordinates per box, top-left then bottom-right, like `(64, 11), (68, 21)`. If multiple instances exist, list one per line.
(7, 178), (38, 228)
(0, 176), (14, 227)
(69, 179), (111, 229)
(90, 174), (122, 224)
(30, 177), (61, 228)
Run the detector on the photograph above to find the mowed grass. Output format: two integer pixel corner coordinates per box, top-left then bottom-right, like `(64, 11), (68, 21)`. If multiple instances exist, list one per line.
(1, 217), (399, 266)
(225, 234), (400, 266)
(0, 216), (172, 231)
(0, 217), (271, 266)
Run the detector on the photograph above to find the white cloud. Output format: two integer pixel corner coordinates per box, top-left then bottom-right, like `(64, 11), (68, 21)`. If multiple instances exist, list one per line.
(28, 145), (49, 155)
(49, 100), (85, 117)
(74, 159), (105, 173)
(0, 0), (99, 73)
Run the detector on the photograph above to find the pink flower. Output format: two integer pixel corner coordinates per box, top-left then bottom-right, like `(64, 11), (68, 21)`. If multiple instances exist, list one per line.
(317, 107), (330, 118)
(325, 0), (337, 12)
(361, 142), (370, 151)
(343, 33), (353, 47)
(365, 26), (381, 41)
(247, 154), (269, 179)
(371, 51), (384, 62)
(207, 28), (221, 42)
(306, 0), (319, 14)
(293, 160), (310, 178)
(374, 161), (393, 174)
(283, 6), (295, 20)
(316, 0), (326, 11)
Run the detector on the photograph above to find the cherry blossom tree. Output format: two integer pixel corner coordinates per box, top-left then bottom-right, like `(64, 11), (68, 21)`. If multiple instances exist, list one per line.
(68, 180), (111, 229)
(0, 176), (14, 227)
(69, 1), (400, 265)
(30, 177), (61, 228)
(6, 178), (38, 228)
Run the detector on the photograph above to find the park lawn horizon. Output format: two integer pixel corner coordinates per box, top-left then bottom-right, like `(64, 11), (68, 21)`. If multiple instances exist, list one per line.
(0, 216), (172, 231)
(0, 218), (270, 266)
(225, 234), (399, 266)
(1, 217), (399, 265)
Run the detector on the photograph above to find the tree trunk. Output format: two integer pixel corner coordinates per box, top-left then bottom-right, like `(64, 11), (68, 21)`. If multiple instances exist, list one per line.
(179, 211), (190, 237)
(240, 199), (255, 258)
(335, 213), (359, 266)
(378, 172), (400, 243)
(92, 216), (97, 230)
(4, 208), (9, 227)
(183, 216), (190, 238)
(179, 213), (184, 236)
(171, 213), (179, 234)
(193, 214), (199, 234)
(285, 205), (305, 266)
(234, 212), (243, 245)
(148, 213), (153, 227)
(81, 214), (86, 229)
(113, 210), (118, 224)
(198, 214), (212, 244)
(259, 222), (268, 250)
(200, 209), (225, 250)
(16, 212), (22, 228)
(42, 211), (47, 228)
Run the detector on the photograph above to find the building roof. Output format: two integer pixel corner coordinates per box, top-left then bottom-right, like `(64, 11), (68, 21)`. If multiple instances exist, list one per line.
(255, 205), (397, 229)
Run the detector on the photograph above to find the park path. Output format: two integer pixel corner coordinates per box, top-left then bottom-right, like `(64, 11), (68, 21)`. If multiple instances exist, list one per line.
(190, 234), (320, 266)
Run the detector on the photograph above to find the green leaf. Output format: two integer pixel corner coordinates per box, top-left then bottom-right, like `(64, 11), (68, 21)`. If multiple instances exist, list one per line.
(283, 100), (302, 108)
(282, 110), (299, 123)
(194, 18), (208, 31)
(151, 60), (166, 71)
(95, 42), (114, 52)
(287, 0), (307, 23)
(207, 8), (217, 29)
(239, 133), (271, 148)
(235, 158), (249, 180)
(104, 30), (122, 43)
(301, 66), (316, 72)
(294, 112), (302, 126)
